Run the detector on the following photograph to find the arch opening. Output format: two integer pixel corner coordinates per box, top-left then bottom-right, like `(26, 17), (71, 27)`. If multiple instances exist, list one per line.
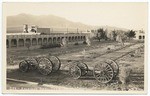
(11, 39), (17, 47)
(43, 38), (47, 44)
(48, 38), (52, 44)
(32, 38), (37, 46)
(38, 38), (42, 45)
(7, 39), (9, 48)
(53, 37), (56, 44)
(18, 39), (24, 47)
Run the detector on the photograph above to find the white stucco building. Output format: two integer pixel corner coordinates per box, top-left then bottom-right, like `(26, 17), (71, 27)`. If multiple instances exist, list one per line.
(134, 30), (145, 40)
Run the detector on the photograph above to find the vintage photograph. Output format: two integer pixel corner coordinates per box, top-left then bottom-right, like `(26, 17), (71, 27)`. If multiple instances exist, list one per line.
(2, 2), (148, 94)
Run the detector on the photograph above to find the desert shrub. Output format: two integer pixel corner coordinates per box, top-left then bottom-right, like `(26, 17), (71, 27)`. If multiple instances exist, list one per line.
(74, 42), (79, 45)
(7, 57), (14, 65)
(107, 47), (111, 50)
(40, 43), (61, 49)
(119, 64), (132, 84)
(83, 41), (87, 44)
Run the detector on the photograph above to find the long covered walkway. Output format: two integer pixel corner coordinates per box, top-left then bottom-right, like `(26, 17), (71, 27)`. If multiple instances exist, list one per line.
(7, 33), (87, 49)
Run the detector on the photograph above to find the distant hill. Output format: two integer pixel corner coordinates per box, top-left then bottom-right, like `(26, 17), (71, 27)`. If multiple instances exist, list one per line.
(7, 13), (95, 30)
(7, 13), (129, 32)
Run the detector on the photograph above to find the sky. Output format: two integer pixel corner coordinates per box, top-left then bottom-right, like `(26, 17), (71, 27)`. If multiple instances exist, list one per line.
(3, 2), (148, 31)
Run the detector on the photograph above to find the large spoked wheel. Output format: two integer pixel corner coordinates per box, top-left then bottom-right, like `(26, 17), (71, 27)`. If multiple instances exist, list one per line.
(69, 65), (82, 79)
(19, 60), (29, 72)
(26, 57), (38, 70)
(105, 59), (119, 77)
(48, 56), (61, 72)
(37, 57), (53, 75)
(74, 61), (88, 76)
(93, 62), (114, 84)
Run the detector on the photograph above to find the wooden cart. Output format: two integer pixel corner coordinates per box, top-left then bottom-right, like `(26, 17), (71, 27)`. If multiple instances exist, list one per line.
(19, 43), (143, 84)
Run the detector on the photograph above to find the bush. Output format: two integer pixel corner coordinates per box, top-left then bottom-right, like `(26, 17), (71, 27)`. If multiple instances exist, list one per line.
(119, 65), (132, 84)
(107, 47), (111, 50)
(40, 43), (61, 49)
(83, 41), (87, 44)
(74, 42), (79, 45)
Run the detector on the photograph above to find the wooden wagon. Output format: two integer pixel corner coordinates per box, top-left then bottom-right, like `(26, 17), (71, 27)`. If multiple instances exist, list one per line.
(19, 43), (144, 84)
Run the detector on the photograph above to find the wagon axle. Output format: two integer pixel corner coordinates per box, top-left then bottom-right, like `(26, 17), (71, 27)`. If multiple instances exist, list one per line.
(68, 45), (144, 84)
(18, 44), (144, 84)
(68, 59), (118, 84)
(19, 55), (61, 75)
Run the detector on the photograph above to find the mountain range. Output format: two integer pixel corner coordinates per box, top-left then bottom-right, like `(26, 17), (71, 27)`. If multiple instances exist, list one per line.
(7, 13), (129, 32)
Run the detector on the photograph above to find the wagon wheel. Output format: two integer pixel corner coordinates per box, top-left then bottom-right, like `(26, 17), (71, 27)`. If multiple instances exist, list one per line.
(48, 56), (61, 72)
(36, 56), (42, 62)
(37, 57), (53, 75)
(26, 57), (38, 70)
(93, 62), (114, 83)
(105, 59), (119, 77)
(74, 61), (88, 76)
(19, 60), (29, 72)
(69, 65), (82, 79)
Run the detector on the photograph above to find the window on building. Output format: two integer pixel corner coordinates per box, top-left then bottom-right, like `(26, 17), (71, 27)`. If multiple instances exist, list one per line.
(143, 36), (145, 39)
(139, 36), (142, 39)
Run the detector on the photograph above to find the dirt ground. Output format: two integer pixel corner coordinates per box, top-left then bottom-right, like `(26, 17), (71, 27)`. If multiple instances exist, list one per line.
(6, 41), (145, 91)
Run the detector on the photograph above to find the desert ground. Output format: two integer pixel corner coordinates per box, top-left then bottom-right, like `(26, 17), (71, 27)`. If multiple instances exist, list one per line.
(6, 40), (144, 91)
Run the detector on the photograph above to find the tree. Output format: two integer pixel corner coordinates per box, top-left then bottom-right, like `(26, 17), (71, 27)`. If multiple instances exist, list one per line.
(126, 30), (136, 39)
(112, 30), (117, 41)
(96, 28), (107, 42)
(31, 29), (36, 33)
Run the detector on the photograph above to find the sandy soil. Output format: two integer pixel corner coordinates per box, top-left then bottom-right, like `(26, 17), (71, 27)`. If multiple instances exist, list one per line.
(6, 41), (144, 91)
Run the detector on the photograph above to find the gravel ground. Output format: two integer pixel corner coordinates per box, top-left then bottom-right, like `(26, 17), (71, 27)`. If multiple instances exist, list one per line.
(6, 41), (145, 91)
